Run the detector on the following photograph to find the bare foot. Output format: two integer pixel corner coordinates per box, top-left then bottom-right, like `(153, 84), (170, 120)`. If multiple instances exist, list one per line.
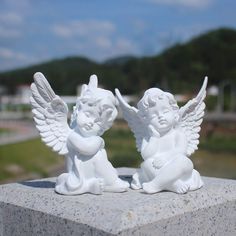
(131, 173), (142, 190)
(104, 178), (129, 192)
(168, 180), (189, 194)
(89, 178), (104, 195)
(131, 181), (142, 190)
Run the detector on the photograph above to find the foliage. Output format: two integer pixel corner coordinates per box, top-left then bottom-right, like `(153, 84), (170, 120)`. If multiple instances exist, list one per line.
(205, 95), (218, 111)
(0, 139), (63, 181)
(103, 128), (141, 167)
(0, 128), (11, 134)
(1, 123), (236, 182)
(1, 28), (236, 95)
(200, 134), (236, 153)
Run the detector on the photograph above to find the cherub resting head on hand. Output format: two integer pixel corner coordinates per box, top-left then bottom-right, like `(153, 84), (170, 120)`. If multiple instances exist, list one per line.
(70, 75), (118, 137)
(137, 88), (179, 137)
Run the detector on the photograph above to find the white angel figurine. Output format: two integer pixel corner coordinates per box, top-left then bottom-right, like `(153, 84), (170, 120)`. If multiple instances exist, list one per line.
(30, 72), (129, 195)
(116, 77), (208, 194)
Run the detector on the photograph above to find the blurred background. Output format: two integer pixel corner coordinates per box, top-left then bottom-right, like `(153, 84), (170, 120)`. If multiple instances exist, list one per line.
(0, 0), (236, 183)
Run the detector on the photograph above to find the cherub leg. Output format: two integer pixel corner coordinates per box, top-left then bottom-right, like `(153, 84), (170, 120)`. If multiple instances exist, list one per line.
(72, 156), (104, 194)
(143, 155), (193, 194)
(131, 158), (157, 189)
(167, 179), (190, 194)
(168, 168), (204, 193)
(56, 156), (104, 195)
(94, 153), (129, 192)
(131, 171), (143, 190)
(140, 158), (158, 180)
(187, 169), (204, 191)
(56, 176), (104, 195)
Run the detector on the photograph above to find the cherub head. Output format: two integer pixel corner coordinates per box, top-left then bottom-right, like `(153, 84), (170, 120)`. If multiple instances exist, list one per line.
(137, 88), (179, 136)
(70, 75), (118, 137)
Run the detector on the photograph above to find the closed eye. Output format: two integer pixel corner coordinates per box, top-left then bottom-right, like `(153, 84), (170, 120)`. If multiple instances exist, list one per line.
(150, 114), (157, 119)
(163, 109), (170, 113)
(84, 112), (91, 117)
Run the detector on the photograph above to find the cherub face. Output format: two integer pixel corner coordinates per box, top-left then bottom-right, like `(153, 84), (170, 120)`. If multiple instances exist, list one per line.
(148, 99), (176, 135)
(76, 104), (101, 137)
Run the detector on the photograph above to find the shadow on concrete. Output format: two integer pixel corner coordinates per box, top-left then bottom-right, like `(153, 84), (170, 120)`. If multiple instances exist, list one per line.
(20, 180), (55, 189)
(119, 175), (132, 184)
(19, 176), (131, 189)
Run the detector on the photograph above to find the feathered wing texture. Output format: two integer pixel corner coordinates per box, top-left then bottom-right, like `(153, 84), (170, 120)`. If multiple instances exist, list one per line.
(115, 89), (149, 152)
(179, 77), (208, 156)
(30, 72), (71, 155)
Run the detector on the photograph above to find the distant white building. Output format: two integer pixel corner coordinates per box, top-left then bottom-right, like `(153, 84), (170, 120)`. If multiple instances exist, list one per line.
(16, 85), (31, 104)
(207, 85), (219, 96)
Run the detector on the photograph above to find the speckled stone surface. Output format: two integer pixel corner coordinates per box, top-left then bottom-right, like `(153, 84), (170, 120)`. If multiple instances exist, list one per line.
(0, 168), (236, 236)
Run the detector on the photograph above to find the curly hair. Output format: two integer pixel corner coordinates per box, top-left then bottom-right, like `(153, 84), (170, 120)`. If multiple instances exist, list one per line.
(70, 89), (117, 136)
(137, 88), (179, 123)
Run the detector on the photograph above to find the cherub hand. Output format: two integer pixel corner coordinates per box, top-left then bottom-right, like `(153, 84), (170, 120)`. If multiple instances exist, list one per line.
(152, 156), (167, 169)
(148, 125), (160, 138)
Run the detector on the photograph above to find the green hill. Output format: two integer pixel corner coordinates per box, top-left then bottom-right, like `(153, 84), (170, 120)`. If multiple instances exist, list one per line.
(1, 28), (236, 95)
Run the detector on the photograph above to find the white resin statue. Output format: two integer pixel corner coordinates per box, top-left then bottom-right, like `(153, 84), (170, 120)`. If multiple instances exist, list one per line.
(30, 72), (129, 195)
(116, 77), (208, 194)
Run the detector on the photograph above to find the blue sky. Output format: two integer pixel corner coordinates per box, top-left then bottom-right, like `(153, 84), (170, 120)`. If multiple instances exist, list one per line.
(0, 0), (235, 71)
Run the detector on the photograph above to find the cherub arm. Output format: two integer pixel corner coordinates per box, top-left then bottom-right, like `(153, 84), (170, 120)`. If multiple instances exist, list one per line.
(151, 130), (187, 169)
(67, 131), (104, 156)
(140, 124), (160, 160)
(174, 130), (188, 155)
(141, 137), (159, 160)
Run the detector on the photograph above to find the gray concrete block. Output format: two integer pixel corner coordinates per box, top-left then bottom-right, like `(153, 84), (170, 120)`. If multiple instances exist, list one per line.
(0, 168), (236, 235)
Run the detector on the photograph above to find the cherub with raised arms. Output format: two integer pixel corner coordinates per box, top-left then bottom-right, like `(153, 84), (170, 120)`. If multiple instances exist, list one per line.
(30, 72), (129, 195)
(116, 77), (207, 194)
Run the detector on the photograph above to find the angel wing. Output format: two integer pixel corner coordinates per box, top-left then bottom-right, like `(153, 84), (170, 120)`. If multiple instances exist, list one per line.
(30, 72), (71, 155)
(115, 89), (149, 152)
(179, 76), (208, 156)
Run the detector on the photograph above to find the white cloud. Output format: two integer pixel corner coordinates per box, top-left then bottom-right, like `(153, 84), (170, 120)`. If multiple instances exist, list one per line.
(58, 35), (138, 61)
(52, 19), (134, 60)
(155, 24), (214, 53)
(114, 38), (137, 54)
(0, 47), (27, 60)
(53, 20), (115, 39)
(0, 47), (34, 71)
(172, 24), (212, 41)
(3, 0), (31, 11)
(0, 26), (22, 38)
(148, 0), (212, 8)
(0, 0), (30, 40)
(52, 20), (139, 60)
(132, 20), (147, 33)
(0, 12), (23, 25)
(91, 37), (138, 60)
(94, 36), (112, 49)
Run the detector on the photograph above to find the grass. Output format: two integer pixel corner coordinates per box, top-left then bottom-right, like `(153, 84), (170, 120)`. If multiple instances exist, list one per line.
(105, 126), (236, 180)
(200, 135), (236, 153)
(0, 138), (63, 182)
(104, 128), (141, 168)
(0, 128), (11, 134)
(192, 150), (236, 179)
(0, 123), (236, 183)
